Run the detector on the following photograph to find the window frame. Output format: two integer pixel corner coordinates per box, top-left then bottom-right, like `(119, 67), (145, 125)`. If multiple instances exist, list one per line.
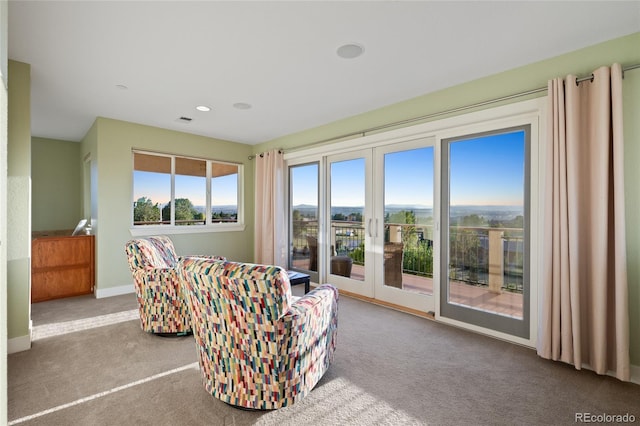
(130, 150), (245, 236)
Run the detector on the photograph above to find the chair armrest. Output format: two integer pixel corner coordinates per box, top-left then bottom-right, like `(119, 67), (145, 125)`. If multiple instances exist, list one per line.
(178, 255), (226, 262)
(132, 268), (182, 300)
(279, 284), (338, 356)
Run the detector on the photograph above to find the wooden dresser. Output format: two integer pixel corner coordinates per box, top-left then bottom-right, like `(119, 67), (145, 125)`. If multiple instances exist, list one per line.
(31, 232), (95, 303)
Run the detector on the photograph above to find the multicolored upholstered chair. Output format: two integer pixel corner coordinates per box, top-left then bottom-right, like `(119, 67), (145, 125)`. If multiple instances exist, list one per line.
(124, 236), (225, 335)
(180, 258), (339, 409)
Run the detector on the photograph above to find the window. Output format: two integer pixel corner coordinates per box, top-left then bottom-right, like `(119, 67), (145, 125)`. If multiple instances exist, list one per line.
(132, 151), (243, 233)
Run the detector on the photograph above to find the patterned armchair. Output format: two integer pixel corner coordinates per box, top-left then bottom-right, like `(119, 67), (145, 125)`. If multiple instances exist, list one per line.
(124, 236), (225, 335)
(179, 258), (339, 409)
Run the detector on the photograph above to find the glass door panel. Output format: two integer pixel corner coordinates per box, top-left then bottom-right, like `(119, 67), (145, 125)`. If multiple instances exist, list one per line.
(382, 147), (434, 295)
(288, 163), (319, 282)
(441, 126), (529, 338)
(327, 151), (373, 297)
(373, 139), (436, 313)
(330, 158), (366, 281)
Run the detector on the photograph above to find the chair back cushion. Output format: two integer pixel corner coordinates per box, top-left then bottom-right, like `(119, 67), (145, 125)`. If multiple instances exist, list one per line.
(125, 235), (179, 271)
(181, 258), (292, 325)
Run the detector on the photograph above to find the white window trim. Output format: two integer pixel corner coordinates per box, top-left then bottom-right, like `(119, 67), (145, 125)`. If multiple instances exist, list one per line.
(129, 222), (246, 237)
(130, 150), (245, 236)
(284, 98), (545, 161)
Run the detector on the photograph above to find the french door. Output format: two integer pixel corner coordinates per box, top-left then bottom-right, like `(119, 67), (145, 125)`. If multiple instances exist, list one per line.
(325, 140), (436, 312)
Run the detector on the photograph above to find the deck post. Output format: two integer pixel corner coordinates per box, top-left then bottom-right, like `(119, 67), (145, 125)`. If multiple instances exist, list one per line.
(389, 225), (402, 243)
(488, 230), (504, 293)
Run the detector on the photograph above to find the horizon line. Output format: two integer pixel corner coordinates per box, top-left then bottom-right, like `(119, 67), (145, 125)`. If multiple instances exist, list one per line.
(293, 204), (524, 208)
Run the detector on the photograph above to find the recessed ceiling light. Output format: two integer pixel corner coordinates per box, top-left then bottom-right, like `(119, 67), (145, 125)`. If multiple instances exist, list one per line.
(115, 84), (128, 90)
(233, 102), (252, 110)
(196, 105), (211, 112)
(337, 43), (364, 59)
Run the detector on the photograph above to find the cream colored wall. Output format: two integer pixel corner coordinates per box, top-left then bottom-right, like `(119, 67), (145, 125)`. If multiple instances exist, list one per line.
(87, 118), (254, 294)
(255, 32), (640, 366)
(31, 137), (82, 232)
(7, 60), (31, 350)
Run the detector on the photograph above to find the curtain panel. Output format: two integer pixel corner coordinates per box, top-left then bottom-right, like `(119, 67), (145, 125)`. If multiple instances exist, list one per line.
(254, 149), (287, 267)
(538, 64), (629, 381)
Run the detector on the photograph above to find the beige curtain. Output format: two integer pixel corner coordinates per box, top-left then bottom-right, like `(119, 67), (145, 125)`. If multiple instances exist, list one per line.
(254, 149), (287, 267)
(538, 64), (629, 381)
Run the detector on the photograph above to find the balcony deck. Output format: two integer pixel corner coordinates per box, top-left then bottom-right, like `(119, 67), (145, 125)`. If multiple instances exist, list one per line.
(294, 261), (523, 319)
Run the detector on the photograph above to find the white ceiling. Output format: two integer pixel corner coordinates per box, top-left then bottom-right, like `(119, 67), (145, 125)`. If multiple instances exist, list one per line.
(8, 1), (640, 145)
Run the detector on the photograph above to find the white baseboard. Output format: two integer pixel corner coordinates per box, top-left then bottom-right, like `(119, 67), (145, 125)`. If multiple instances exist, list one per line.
(95, 284), (135, 299)
(8, 334), (31, 354)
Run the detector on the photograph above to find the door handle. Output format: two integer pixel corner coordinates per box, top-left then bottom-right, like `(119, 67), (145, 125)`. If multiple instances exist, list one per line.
(367, 218), (379, 238)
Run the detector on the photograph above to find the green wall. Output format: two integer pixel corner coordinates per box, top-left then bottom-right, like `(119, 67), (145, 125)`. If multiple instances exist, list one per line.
(7, 60), (31, 344)
(623, 64), (640, 369)
(1, 1), (8, 421)
(81, 119), (97, 223)
(255, 32), (640, 366)
(31, 137), (82, 232)
(84, 118), (255, 295)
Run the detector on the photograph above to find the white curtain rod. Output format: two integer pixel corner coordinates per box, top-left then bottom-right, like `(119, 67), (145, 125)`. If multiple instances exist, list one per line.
(281, 62), (640, 154)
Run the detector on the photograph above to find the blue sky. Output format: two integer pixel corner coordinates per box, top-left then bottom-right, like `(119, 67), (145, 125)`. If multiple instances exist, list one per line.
(290, 163), (319, 206)
(133, 173), (238, 207)
(449, 130), (524, 206)
(291, 129), (525, 207)
(326, 147), (434, 207)
(384, 147), (434, 206)
(331, 159), (366, 207)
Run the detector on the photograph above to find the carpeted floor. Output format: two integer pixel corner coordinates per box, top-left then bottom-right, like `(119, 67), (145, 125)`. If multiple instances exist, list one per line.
(8, 287), (640, 425)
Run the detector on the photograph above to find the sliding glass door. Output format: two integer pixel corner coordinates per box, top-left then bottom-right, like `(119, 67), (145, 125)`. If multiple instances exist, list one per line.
(440, 126), (530, 338)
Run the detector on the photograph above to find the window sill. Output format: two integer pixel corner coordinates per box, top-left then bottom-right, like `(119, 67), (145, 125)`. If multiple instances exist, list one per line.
(129, 223), (246, 237)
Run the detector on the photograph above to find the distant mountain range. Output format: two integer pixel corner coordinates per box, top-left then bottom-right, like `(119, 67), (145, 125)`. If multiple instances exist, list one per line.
(293, 204), (524, 222)
(194, 205), (238, 214)
(193, 203), (524, 222)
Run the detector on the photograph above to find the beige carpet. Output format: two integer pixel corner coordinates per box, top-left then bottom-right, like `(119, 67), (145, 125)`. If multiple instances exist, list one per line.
(9, 289), (640, 425)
